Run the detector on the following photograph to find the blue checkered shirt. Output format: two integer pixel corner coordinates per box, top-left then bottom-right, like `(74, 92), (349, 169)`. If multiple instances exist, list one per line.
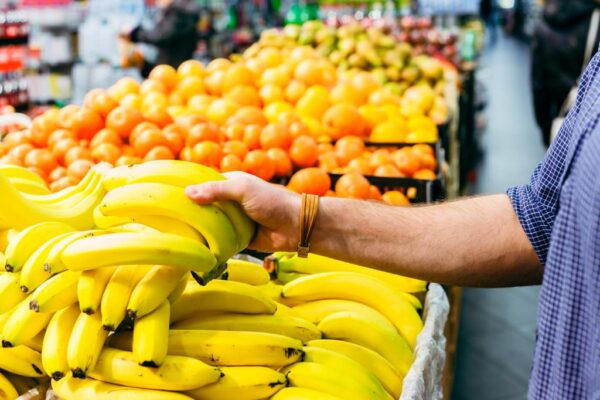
(507, 51), (600, 399)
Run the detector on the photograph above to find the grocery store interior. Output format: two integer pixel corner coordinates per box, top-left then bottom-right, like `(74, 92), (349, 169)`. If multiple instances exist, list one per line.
(0, 0), (594, 399)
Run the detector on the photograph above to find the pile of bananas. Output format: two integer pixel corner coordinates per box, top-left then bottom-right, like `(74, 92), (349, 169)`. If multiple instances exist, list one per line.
(0, 160), (427, 400)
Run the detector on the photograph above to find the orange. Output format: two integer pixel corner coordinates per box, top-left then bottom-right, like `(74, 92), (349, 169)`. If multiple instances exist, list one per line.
(2, 131), (30, 149)
(84, 89), (119, 118)
(47, 129), (76, 149)
(284, 81), (307, 104)
(0, 143), (9, 157)
(57, 105), (81, 131)
(144, 146), (175, 161)
(179, 146), (193, 162)
(257, 47), (283, 68)
(259, 84), (285, 105)
(121, 145), (135, 157)
(289, 135), (318, 168)
(107, 78), (140, 102)
(192, 141), (223, 168)
(149, 65), (178, 90)
(91, 142), (121, 164)
(369, 149), (393, 170)
(369, 185), (382, 200)
(64, 146), (93, 166)
(26, 166), (48, 182)
(228, 106), (268, 127)
(317, 142), (333, 155)
(334, 136), (365, 166)
(205, 70), (226, 96)
(120, 93), (142, 111)
(30, 113), (58, 147)
(289, 46), (316, 65)
(260, 66), (292, 88)
(347, 158), (373, 175)
(289, 121), (311, 139)
(220, 154), (243, 172)
(392, 149), (421, 176)
(323, 104), (366, 140)
(221, 64), (255, 93)
(187, 122), (221, 147)
(245, 57), (267, 77)
(174, 115), (205, 132)
(66, 159), (94, 180)
(0, 154), (23, 166)
(411, 143), (434, 157)
(140, 79), (167, 96)
(206, 58), (232, 74)
(48, 166), (67, 182)
(318, 152), (339, 172)
(413, 169), (436, 180)
(223, 140), (248, 160)
(243, 150), (275, 181)
(8, 143), (34, 163)
(330, 82), (364, 106)
(382, 190), (411, 206)
(224, 85), (261, 108)
(224, 123), (245, 141)
(90, 128), (122, 149)
(368, 89), (401, 107)
(266, 148), (293, 178)
(50, 138), (77, 164)
(141, 92), (169, 111)
(260, 123), (292, 150)
(243, 125), (262, 150)
(168, 92), (185, 107)
(374, 163), (403, 177)
(263, 101), (294, 124)
(419, 153), (436, 171)
(162, 124), (185, 155)
(294, 60), (324, 86)
(130, 122), (161, 145)
(24, 149), (57, 173)
(115, 155), (143, 166)
(335, 172), (371, 199)
(134, 129), (169, 157)
(350, 72), (379, 98)
(295, 86), (331, 120)
(287, 168), (331, 196)
(143, 104), (174, 128)
(106, 106), (144, 139)
(72, 108), (104, 140)
(176, 76), (205, 101)
(177, 60), (205, 78)
(50, 176), (78, 192)
(206, 99), (238, 125)
(187, 94), (214, 116)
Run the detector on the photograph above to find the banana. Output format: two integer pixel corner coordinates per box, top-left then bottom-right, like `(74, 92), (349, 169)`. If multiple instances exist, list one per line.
(225, 259), (270, 286)
(89, 348), (222, 391)
(0, 372), (18, 399)
(133, 300), (170, 367)
(42, 304), (80, 380)
(302, 346), (391, 400)
(67, 312), (107, 378)
(0, 251), (5, 270)
(291, 299), (397, 332)
(185, 366), (286, 400)
(170, 280), (277, 323)
(101, 265), (151, 331)
(9, 177), (50, 195)
(281, 272), (423, 348)
(0, 272), (26, 313)
(111, 329), (304, 368)
(60, 231), (217, 273)
(78, 266), (118, 315)
(0, 166), (106, 230)
(173, 313), (322, 343)
(1, 295), (52, 348)
(44, 230), (108, 274)
(167, 274), (189, 303)
(271, 387), (343, 400)
(133, 215), (208, 244)
(3, 373), (44, 397)
(0, 229), (19, 252)
(277, 271), (309, 284)
(98, 182), (239, 263)
(282, 362), (378, 400)
(127, 265), (187, 320)
(317, 311), (414, 376)
(102, 160), (255, 250)
(4, 221), (75, 272)
(24, 329), (44, 352)
(29, 270), (80, 313)
(400, 292), (423, 309)
(22, 163), (99, 206)
(308, 339), (403, 398)
(0, 164), (47, 185)
(0, 345), (44, 377)
(52, 376), (194, 400)
(273, 252), (427, 293)
(19, 231), (77, 293)
(257, 281), (284, 301)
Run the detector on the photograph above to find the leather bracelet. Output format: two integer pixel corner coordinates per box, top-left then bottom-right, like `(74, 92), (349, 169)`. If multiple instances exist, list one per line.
(297, 193), (319, 258)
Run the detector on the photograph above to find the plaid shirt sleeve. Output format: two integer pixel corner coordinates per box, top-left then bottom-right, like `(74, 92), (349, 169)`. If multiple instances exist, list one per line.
(507, 54), (600, 265)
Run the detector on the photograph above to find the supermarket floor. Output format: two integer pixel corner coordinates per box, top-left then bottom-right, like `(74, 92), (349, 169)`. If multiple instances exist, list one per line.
(451, 33), (547, 400)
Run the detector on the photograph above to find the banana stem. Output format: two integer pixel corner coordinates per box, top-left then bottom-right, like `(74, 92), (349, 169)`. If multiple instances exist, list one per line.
(192, 262), (228, 286)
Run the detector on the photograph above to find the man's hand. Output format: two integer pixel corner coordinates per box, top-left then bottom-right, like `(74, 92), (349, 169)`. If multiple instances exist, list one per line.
(186, 172), (301, 252)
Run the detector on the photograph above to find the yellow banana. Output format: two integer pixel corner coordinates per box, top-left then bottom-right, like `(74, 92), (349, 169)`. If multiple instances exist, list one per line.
(273, 252), (427, 293)
(133, 300), (170, 367)
(1, 295), (52, 348)
(89, 348), (222, 391)
(302, 346), (391, 400)
(0, 345), (44, 377)
(3, 373), (44, 397)
(101, 265), (151, 331)
(173, 313), (321, 343)
(0, 229), (19, 253)
(98, 182), (239, 263)
(127, 265), (187, 320)
(170, 280), (277, 323)
(277, 271), (309, 284)
(308, 339), (403, 399)
(225, 259), (270, 286)
(44, 229), (107, 274)
(67, 312), (107, 378)
(0, 272), (26, 313)
(291, 299), (397, 332)
(4, 221), (75, 272)
(282, 362), (378, 400)
(185, 366), (286, 400)
(102, 160), (255, 250)
(0, 164), (47, 185)
(0, 372), (18, 399)
(317, 311), (414, 376)
(78, 266), (118, 315)
(52, 376), (194, 400)
(257, 281), (284, 301)
(281, 272), (423, 348)
(24, 329), (44, 352)
(271, 387), (343, 400)
(22, 163), (99, 206)
(400, 292), (423, 309)
(167, 274), (189, 304)
(42, 304), (80, 380)
(60, 232), (217, 273)
(0, 251), (4, 270)
(9, 177), (50, 195)
(111, 329), (304, 368)
(132, 215), (208, 244)
(29, 270), (80, 313)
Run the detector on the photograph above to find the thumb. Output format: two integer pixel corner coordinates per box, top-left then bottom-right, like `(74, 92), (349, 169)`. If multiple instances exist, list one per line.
(185, 180), (245, 204)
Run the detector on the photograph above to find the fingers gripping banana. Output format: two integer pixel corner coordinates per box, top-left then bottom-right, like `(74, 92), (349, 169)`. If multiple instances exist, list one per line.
(127, 265), (187, 320)
(0, 372), (18, 399)
(52, 377), (195, 400)
(101, 265), (151, 331)
(184, 366), (286, 400)
(225, 259), (270, 286)
(133, 300), (170, 367)
(42, 304), (80, 380)
(4, 221), (75, 272)
(67, 312), (108, 378)
(29, 270), (80, 313)
(0, 345), (44, 377)
(78, 266), (118, 315)
(1, 295), (52, 348)
(89, 348), (222, 391)
(0, 272), (26, 313)
(60, 232), (217, 273)
(271, 387), (344, 400)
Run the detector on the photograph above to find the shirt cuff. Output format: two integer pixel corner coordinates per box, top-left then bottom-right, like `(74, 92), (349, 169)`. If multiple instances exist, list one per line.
(507, 185), (551, 265)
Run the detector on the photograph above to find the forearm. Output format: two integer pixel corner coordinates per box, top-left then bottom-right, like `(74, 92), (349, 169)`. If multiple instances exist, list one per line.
(310, 194), (543, 287)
